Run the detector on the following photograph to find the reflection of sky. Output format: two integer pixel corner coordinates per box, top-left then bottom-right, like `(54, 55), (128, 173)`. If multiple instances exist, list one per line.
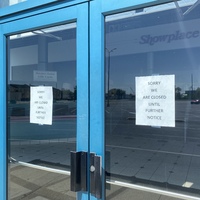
(106, 49), (200, 94)
(105, 0), (200, 94)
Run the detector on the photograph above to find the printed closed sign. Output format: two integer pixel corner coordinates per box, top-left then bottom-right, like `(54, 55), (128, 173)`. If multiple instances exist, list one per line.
(135, 75), (175, 127)
(30, 86), (53, 125)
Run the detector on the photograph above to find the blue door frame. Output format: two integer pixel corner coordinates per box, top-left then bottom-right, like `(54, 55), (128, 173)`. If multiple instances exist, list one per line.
(0, 0), (173, 199)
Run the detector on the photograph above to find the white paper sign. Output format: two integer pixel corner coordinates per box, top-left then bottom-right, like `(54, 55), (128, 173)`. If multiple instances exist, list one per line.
(136, 75), (175, 127)
(30, 86), (53, 125)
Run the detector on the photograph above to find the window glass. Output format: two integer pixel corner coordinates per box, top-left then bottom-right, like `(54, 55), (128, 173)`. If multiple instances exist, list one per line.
(7, 24), (76, 199)
(105, 0), (200, 198)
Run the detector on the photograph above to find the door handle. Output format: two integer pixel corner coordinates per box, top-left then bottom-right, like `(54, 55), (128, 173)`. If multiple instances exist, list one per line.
(70, 151), (87, 192)
(90, 153), (102, 199)
(70, 151), (102, 198)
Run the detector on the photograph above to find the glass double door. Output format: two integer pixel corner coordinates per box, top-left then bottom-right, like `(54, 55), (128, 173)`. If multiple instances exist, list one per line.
(5, 0), (200, 199)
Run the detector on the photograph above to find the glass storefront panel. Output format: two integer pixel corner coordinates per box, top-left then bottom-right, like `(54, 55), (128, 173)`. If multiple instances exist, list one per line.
(7, 24), (77, 199)
(105, 0), (200, 198)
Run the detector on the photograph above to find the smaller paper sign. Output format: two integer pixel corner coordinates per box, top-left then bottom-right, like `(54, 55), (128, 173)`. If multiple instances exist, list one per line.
(135, 75), (175, 127)
(30, 86), (53, 125)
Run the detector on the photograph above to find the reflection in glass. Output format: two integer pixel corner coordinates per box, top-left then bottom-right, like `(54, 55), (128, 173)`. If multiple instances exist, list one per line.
(7, 24), (76, 199)
(105, 0), (200, 199)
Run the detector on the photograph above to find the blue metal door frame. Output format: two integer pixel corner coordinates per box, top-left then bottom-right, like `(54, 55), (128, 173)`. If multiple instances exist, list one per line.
(0, 2), (89, 200)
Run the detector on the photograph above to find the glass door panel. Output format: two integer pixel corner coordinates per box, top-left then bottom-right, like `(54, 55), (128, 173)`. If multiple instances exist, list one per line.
(7, 24), (77, 199)
(105, 0), (200, 199)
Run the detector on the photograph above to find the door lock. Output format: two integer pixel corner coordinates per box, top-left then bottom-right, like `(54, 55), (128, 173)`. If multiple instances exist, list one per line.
(90, 165), (95, 172)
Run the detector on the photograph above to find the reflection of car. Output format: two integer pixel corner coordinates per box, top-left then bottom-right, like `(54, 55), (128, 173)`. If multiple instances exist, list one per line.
(191, 99), (200, 104)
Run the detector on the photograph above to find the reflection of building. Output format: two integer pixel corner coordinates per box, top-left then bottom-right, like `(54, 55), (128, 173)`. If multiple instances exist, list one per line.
(9, 84), (30, 101)
(53, 87), (62, 100)
(185, 90), (194, 99)
(185, 89), (200, 100)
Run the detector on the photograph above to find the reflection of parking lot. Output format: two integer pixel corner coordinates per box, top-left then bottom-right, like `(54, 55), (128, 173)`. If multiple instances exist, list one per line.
(8, 100), (76, 140)
(9, 100), (77, 171)
(105, 100), (200, 194)
(9, 118), (76, 140)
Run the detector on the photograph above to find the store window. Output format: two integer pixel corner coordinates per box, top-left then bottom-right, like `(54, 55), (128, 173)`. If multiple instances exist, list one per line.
(105, 0), (200, 198)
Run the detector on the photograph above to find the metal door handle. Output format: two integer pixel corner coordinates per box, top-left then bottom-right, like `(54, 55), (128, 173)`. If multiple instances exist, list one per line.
(70, 151), (87, 192)
(90, 153), (102, 199)
(70, 151), (102, 198)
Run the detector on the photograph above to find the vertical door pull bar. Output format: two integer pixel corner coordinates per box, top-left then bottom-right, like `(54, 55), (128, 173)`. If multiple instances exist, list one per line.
(70, 151), (87, 192)
(70, 151), (102, 198)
